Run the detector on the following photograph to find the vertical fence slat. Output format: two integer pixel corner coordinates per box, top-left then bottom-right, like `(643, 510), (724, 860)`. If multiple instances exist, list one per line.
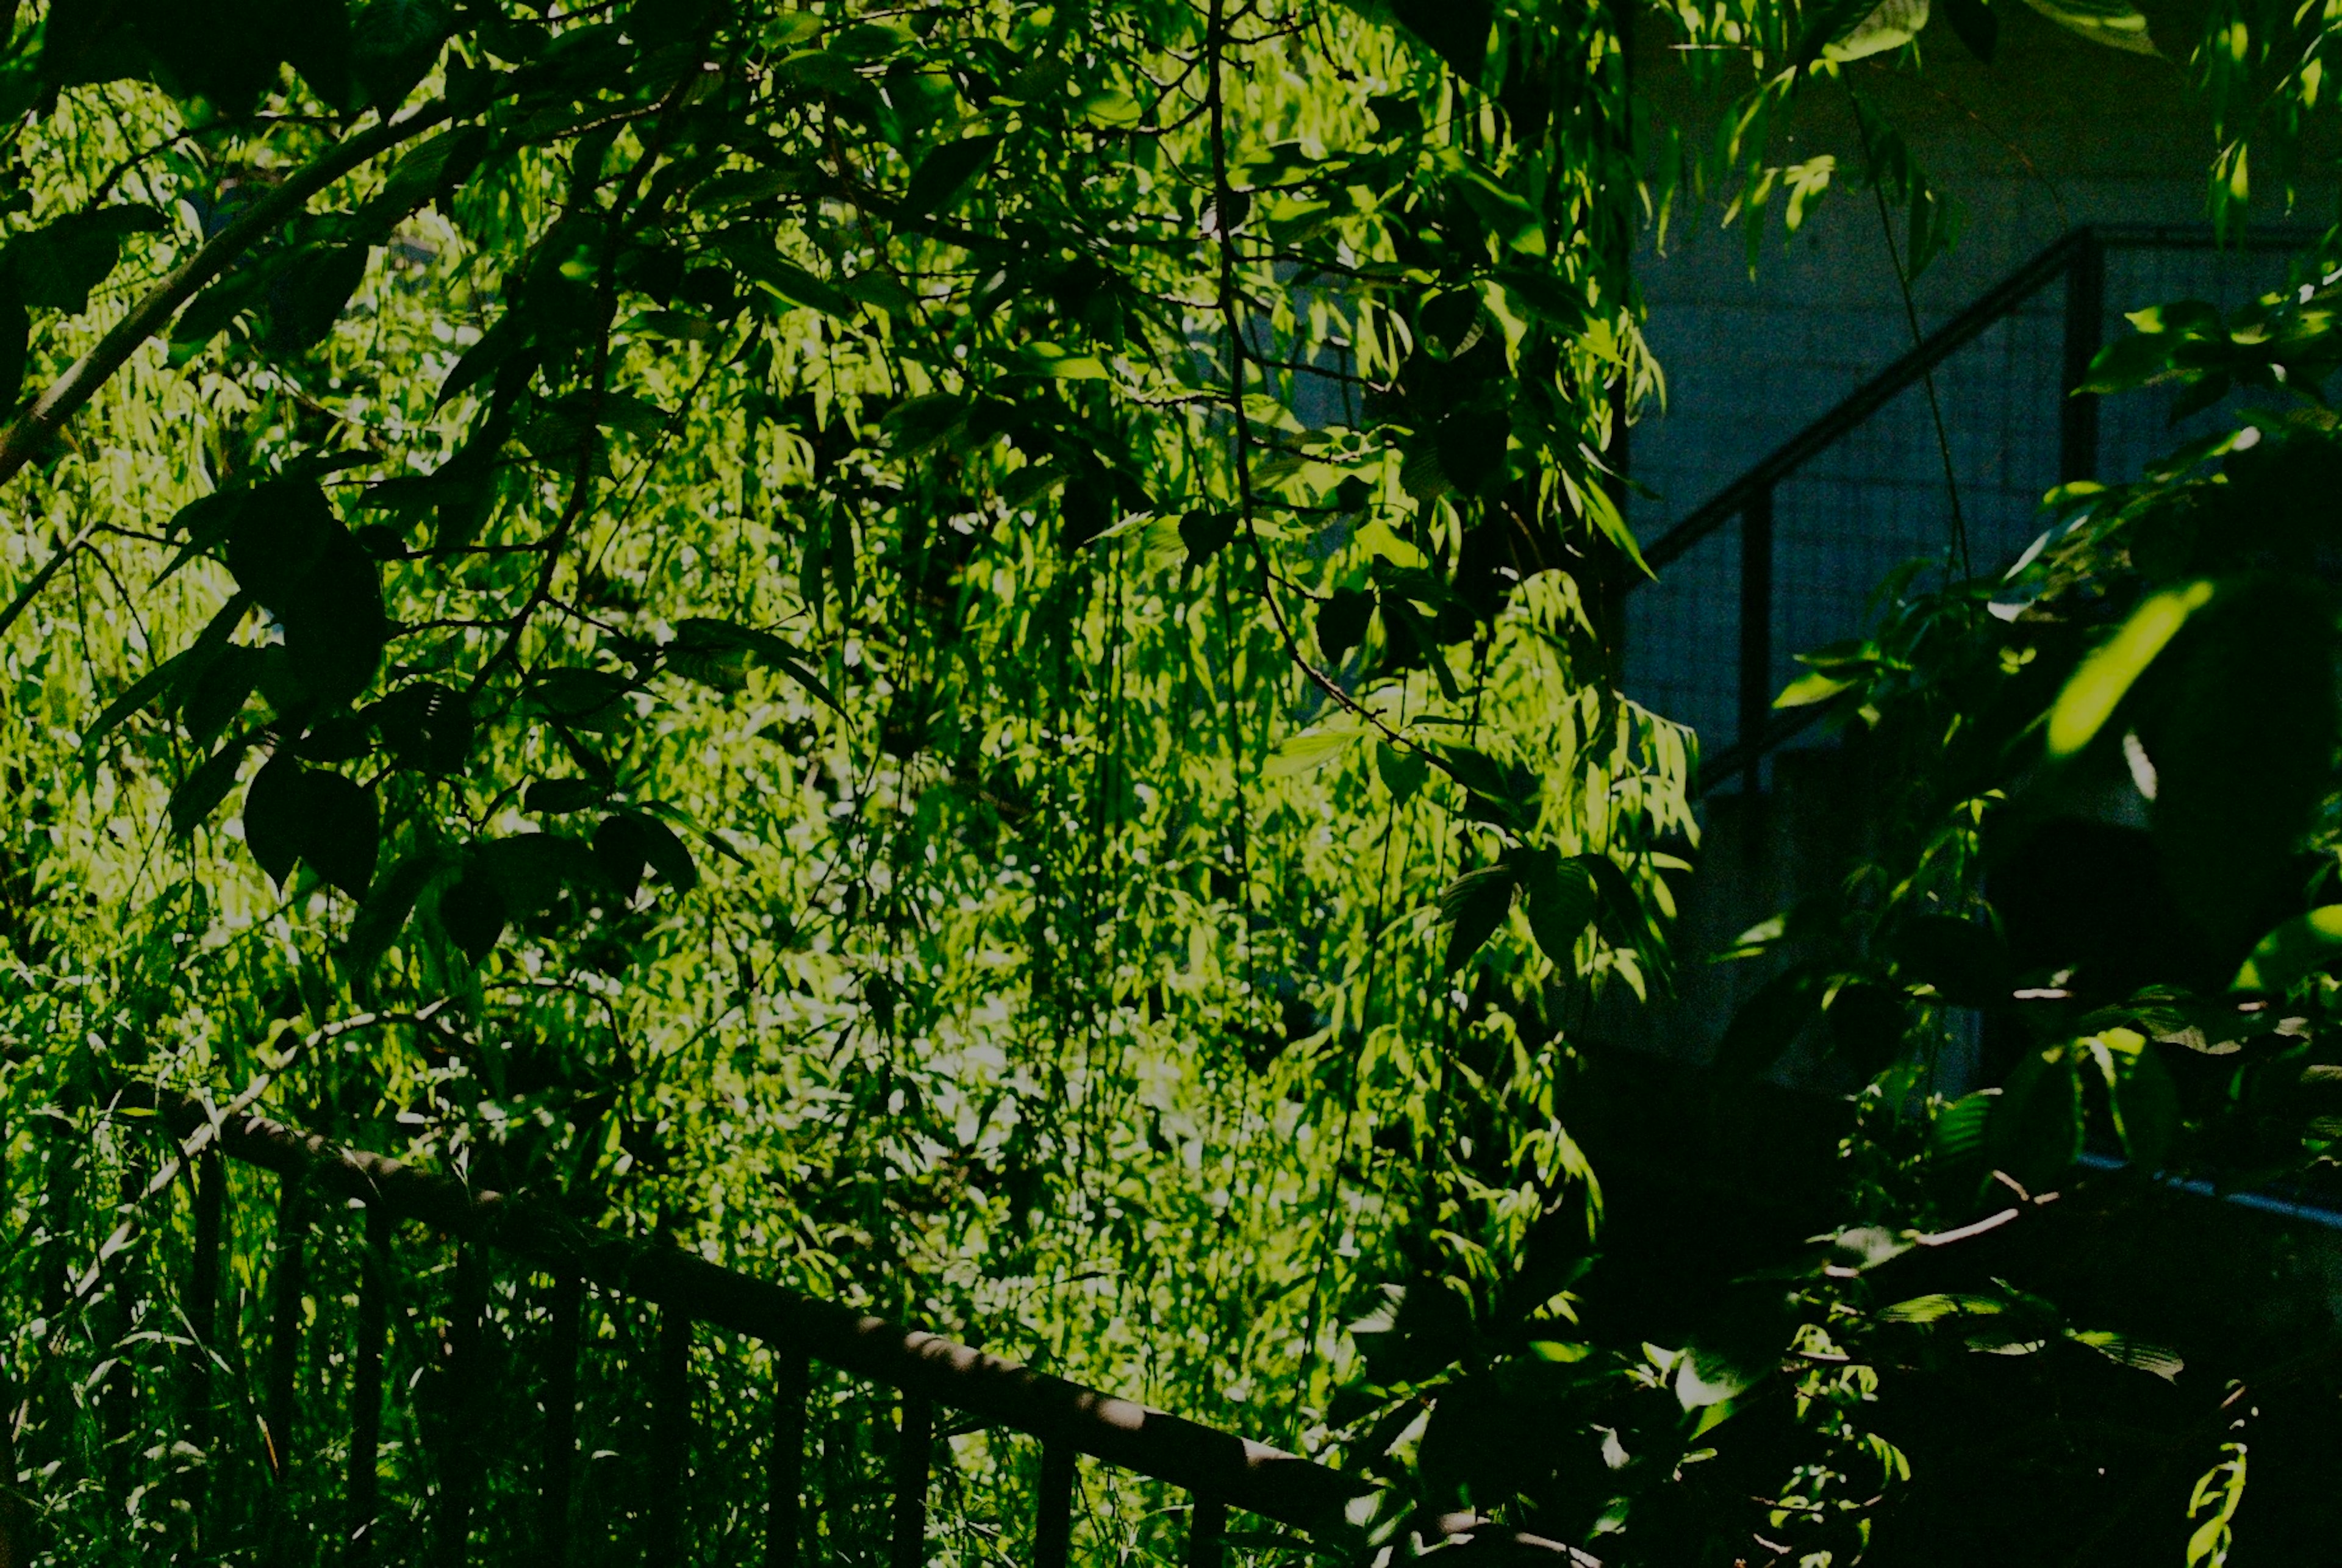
(438, 1242), (482, 1568)
(265, 1173), (307, 1482)
(890, 1394), (933, 1568)
(1188, 1494), (1226, 1568)
(1033, 1440), (1076, 1568)
(764, 1347), (808, 1568)
(649, 1306), (693, 1559)
(540, 1270), (581, 1568)
(185, 1147), (223, 1541)
(347, 1204), (387, 1563)
(1736, 485), (1775, 791)
(2060, 227), (2107, 485)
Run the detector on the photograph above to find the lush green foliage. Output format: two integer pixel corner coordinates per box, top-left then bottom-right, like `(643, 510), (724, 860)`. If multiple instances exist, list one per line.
(3, 0), (2341, 1564)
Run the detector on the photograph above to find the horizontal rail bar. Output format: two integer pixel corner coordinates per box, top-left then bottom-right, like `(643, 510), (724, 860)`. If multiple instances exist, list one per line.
(131, 1089), (1374, 1538)
(1639, 223), (2316, 574)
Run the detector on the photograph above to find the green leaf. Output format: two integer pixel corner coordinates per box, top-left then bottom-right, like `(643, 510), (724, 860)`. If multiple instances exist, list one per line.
(526, 778), (606, 814)
(1989, 1044), (2083, 1192)
(1178, 510), (1237, 568)
(1266, 728), (1353, 778)
(299, 771), (380, 898)
(341, 850), (439, 979)
(242, 752), (309, 889)
(2066, 1329), (2183, 1381)
(1375, 742), (1428, 803)
(1827, 0), (1930, 59)
(2046, 579), (2219, 758)
(634, 812), (700, 892)
(1775, 670), (1856, 709)
(1713, 964), (1822, 1077)
(2235, 905), (2342, 993)
(1384, 0), (1492, 80)
(593, 814), (649, 903)
(271, 243), (371, 354)
(1827, 982), (1908, 1074)
(436, 873), (507, 965)
(1316, 586), (1374, 664)
(900, 135), (1000, 221)
(1076, 90), (1142, 128)
(670, 619), (839, 712)
(4, 204), (165, 314)
(1439, 864), (1517, 970)
(170, 740), (252, 837)
(2149, 577), (2338, 946)
(1931, 1089), (1999, 1168)
(1518, 849), (1597, 970)
(2017, 0), (2155, 53)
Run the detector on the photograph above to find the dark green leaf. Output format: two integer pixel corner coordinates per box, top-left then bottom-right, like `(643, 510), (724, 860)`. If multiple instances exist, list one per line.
(1178, 509), (1237, 568)
(593, 814), (649, 903)
(1385, 0), (1491, 80)
(901, 135), (1000, 221)
(527, 778), (605, 814)
(170, 740), (251, 837)
(437, 872), (507, 965)
(1828, 983), (1909, 1074)
(300, 771), (379, 898)
(2149, 576), (2337, 946)
(4, 204), (165, 314)
(1517, 848), (1596, 970)
(271, 243), (371, 354)
(1439, 863), (1516, 970)
(1317, 585), (1373, 664)
(241, 751), (308, 889)
(1713, 964), (1822, 1077)
(178, 644), (262, 748)
(341, 850), (437, 979)
(1375, 742), (1428, 802)
(632, 812), (699, 892)
(1989, 1044), (2083, 1192)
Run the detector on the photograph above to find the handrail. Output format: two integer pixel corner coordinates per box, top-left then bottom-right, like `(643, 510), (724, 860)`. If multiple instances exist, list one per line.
(1630, 221), (2316, 792)
(115, 1084), (1380, 1563)
(1641, 224), (2310, 573)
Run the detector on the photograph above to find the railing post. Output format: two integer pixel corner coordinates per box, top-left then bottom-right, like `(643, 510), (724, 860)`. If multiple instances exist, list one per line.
(1189, 1494), (1227, 1568)
(1033, 1441), (1076, 1568)
(540, 1270), (581, 1568)
(650, 1307), (693, 1559)
(185, 1147), (223, 1541)
(2061, 227), (2105, 485)
(346, 1205), (387, 1565)
(265, 1173), (307, 1485)
(890, 1394), (933, 1568)
(438, 1243), (482, 1568)
(765, 1348), (808, 1568)
(1737, 485), (1775, 790)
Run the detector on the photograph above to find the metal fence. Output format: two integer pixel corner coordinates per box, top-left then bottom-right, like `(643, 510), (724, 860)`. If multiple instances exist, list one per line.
(34, 1087), (1375, 1568)
(1623, 224), (2311, 788)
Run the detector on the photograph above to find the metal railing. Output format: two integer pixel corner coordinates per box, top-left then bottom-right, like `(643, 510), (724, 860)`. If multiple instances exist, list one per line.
(1634, 223), (2313, 792)
(111, 1087), (1376, 1567)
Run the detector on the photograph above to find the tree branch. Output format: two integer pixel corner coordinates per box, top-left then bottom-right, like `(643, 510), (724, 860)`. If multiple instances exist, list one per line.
(0, 99), (456, 487)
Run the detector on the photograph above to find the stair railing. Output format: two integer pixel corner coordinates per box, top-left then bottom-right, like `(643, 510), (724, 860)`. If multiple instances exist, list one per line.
(114, 1086), (1377, 1567)
(1632, 223), (2310, 792)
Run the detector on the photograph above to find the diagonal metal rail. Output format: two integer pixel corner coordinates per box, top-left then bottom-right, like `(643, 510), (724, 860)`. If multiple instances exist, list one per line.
(121, 1085), (1381, 1567)
(1630, 222), (2312, 792)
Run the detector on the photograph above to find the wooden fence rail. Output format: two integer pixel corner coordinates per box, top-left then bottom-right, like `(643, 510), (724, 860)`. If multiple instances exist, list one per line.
(116, 1087), (1377, 1566)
